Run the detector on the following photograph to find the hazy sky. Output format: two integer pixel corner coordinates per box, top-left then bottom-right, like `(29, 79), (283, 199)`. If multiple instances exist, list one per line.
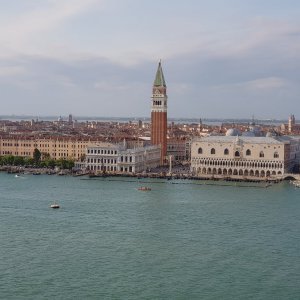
(0, 0), (300, 119)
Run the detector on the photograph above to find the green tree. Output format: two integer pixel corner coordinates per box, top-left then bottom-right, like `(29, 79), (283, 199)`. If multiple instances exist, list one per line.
(3, 155), (15, 165)
(56, 158), (74, 170)
(24, 157), (34, 166)
(33, 148), (41, 165)
(14, 156), (25, 166)
(41, 152), (51, 160)
(65, 159), (75, 169)
(43, 158), (56, 168)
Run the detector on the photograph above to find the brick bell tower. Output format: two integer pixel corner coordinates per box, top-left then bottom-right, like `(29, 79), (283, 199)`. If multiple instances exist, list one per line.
(151, 60), (168, 164)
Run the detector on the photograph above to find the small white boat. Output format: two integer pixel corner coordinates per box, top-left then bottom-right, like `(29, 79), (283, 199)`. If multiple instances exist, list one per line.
(50, 202), (60, 209)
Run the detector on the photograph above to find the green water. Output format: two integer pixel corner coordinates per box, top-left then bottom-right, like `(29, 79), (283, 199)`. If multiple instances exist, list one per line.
(0, 173), (299, 299)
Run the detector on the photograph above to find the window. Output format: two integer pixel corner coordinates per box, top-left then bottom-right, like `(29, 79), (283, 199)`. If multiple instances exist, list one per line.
(259, 151), (264, 158)
(246, 149), (251, 156)
(274, 152), (279, 158)
(211, 148), (216, 155)
(235, 151), (240, 157)
(224, 148), (229, 155)
(198, 147), (203, 154)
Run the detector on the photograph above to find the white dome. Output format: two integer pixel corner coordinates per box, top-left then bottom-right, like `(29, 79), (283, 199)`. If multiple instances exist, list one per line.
(225, 128), (240, 136)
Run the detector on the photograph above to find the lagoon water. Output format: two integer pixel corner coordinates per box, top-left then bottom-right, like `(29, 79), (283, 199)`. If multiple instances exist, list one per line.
(0, 173), (299, 299)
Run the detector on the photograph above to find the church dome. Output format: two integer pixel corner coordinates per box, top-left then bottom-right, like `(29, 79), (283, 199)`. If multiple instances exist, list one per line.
(249, 125), (262, 136)
(225, 128), (240, 136)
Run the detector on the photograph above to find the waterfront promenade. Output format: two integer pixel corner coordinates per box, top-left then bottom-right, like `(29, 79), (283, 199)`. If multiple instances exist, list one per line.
(2, 165), (299, 183)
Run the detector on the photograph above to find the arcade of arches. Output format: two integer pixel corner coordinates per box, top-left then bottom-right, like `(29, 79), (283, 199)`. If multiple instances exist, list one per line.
(191, 157), (283, 177)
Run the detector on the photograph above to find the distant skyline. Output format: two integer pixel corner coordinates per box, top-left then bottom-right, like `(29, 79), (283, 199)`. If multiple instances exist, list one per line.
(1, 0), (300, 119)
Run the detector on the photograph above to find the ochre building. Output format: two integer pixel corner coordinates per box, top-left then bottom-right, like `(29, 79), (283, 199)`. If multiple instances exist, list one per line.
(0, 136), (100, 160)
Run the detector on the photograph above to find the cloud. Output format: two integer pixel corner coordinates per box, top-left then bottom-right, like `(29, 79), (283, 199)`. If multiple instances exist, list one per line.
(0, 66), (26, 77)
(246, 77), (289, 90)
(212, 77), (289, 92)
(0, 1), (300, 118)
(0, 0), (103, 56)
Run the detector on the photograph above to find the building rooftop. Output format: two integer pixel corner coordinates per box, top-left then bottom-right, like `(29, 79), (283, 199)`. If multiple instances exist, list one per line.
(193, 136), (289, 145)
(153, 60), (166, 87)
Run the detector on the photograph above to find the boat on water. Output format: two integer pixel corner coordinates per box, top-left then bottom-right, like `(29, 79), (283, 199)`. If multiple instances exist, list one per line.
(138, 186), (151, 191)
(50, 202), (60, 209)
(293, 182), (300, 188)
(290, 180), (300, 188)
(58, 171), (67, 176)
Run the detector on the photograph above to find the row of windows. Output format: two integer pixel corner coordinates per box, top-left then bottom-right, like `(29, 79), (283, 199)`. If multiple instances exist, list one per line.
(87, 158), (117, 164)
(88, 149), (117, 155)
(193, 159), (283, 169)
(2, 143), (86, 148)
(121, 156), (133, 163)
(193, 167), (282, 177)
(198, 147), (279, 158)
(88, 165), (117, 172)
(4, 143), (29, 147)
(87, 165), (134, 173)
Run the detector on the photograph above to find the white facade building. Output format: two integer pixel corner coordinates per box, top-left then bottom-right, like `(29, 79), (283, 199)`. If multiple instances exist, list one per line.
(191, 136), (300, 178)
(85, 142), (161, 174)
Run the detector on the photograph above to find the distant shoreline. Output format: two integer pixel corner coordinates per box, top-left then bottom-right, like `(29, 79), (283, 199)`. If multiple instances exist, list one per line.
(0, 115), (289, 126)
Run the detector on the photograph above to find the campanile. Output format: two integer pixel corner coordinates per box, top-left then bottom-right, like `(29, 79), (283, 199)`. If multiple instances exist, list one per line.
(151, 60), (168, 164)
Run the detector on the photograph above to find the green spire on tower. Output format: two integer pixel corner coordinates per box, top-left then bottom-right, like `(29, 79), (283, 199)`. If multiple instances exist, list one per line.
(153, 60), (166, 87)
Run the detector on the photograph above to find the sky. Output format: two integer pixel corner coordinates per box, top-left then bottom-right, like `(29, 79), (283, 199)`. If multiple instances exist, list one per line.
(0, 0), (300, 119)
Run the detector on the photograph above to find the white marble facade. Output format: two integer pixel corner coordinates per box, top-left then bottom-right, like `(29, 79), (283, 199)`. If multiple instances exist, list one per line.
(191, 136), (300, 178)
(85, 142), (161, 174)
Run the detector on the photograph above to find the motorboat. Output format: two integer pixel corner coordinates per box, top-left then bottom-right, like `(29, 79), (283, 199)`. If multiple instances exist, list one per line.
(50, 202), (60, 209)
